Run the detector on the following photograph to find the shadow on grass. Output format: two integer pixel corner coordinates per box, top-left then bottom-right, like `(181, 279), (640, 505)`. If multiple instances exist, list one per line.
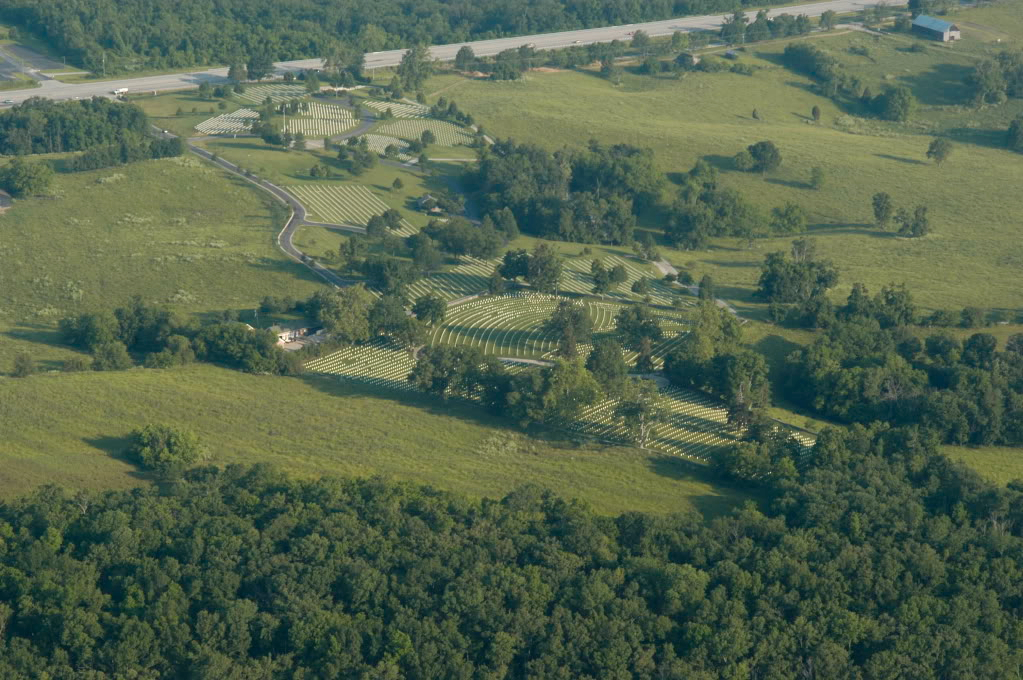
(806, 222), (892, 238)
(244, 256), (326, 285)
(645, 455), (752, 519)
(299, 372), (611, 452)
(701, 153), (737, 171)
(875, 153), (925, 165)
(945, 126), (1011, 150)
(83, 435), (151, 481)
(898, 63), (973, 106)
(713, 284), (757, 306)
(4, 322), (65, 348)
(752, 333), (803, 380)
(765, 177), (810, 190)
(702, 259), (759, 268)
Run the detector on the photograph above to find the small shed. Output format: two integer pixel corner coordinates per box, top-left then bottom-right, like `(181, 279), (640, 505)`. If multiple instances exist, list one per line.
(912, 15), (961, 42)
(270, 325), (312, 345)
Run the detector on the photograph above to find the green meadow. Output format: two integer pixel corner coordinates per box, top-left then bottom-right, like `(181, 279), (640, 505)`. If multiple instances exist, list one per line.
(0, 156), (317, 324)
(0, 365), (749, 517)
(434, 20), (1023, 315)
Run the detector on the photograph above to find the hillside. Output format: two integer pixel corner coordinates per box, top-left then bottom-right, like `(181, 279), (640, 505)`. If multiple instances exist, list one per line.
(434, 19), (1023, 313)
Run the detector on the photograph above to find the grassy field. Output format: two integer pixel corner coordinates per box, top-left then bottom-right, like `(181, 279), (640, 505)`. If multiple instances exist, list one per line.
(0, 157), (318, 325)
(0, 365), (751, 518)
(133, 91), (226, 138)
(434, 20), (1023, 315)
(944, 445), (1023, 486)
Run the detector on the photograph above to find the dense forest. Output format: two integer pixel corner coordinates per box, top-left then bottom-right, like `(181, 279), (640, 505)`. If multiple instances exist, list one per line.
(0, 0), (799, 73)
(0, 98), (183, 172)
(3, 423), (1023, 678)
(0, 97), (147, 155)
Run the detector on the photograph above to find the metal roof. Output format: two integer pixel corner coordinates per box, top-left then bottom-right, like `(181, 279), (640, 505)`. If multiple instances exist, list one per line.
(912, 15), (958, 32)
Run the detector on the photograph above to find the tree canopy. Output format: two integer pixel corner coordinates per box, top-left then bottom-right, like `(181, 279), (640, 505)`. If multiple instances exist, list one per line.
(4, 433), (1023, 678)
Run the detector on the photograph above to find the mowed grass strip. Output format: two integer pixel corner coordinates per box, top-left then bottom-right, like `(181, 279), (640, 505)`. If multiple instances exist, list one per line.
(430, 294), (567, 357)
(405, 257), (496, 301)
(360, 133), (415, 161)
(0, 365), (750, 518)
(562, 254), (688, 306)
(307, 297), (744, 465)
(284, 102), (357, 138)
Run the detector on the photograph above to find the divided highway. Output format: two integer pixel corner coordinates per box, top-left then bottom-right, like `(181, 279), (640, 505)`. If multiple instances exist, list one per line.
(1, 0), (903, 106)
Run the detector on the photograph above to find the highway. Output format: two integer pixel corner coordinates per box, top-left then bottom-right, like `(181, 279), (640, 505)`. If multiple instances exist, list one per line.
(0, 0), (903, 106)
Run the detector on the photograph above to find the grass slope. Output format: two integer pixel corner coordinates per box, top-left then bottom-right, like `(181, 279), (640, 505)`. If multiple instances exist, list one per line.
(0, 156), (317, 323)
(944, 445), (1023, 487)
(438, 27), (1023, 314)
(0, 365), (749, 518)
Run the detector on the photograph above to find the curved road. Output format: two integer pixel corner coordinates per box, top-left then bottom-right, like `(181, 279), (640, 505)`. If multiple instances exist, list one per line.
(1, 0), (904, 107)
(161, 129), (363, 287)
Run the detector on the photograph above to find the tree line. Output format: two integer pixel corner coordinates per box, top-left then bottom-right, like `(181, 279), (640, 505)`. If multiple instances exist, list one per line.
(1, 0), (806, 74)
(782, 42), (917, 121)
(0, 97), (149, 155)
(784, 301), (1023, 446)
(55, 296), (301, 375)
(0, 98), (183, 195)
(4, 419), (1023, 677)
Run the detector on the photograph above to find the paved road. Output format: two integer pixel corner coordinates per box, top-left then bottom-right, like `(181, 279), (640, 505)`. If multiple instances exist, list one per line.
(158, 128), (352, 287)
(0, 0), (904, 106)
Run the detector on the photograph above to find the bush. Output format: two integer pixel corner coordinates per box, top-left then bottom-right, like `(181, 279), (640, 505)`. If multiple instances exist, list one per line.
(735, 141), (782, 173)
(12, 353), (34, 377)
(62, 357), (89, 372)
(126, 424), (208, 476)
(960, 306), (989, 329)
(810, 166), (825, 190)
(92, 341), (133, 371)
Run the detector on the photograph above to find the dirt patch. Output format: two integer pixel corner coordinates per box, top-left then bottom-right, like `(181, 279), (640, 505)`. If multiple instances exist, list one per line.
(530, 67), (565, 73)
(0, 189), (12, 213)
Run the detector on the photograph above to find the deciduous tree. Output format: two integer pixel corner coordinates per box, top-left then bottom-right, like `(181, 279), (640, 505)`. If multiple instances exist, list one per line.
(926, 138), (952, 166)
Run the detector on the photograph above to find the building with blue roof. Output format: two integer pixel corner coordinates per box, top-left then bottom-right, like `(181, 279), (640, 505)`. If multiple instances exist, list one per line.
(912, 15), (961, 42)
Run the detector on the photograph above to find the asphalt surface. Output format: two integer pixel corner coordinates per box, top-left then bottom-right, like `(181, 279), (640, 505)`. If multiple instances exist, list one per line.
(0, 0), (904, 106)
